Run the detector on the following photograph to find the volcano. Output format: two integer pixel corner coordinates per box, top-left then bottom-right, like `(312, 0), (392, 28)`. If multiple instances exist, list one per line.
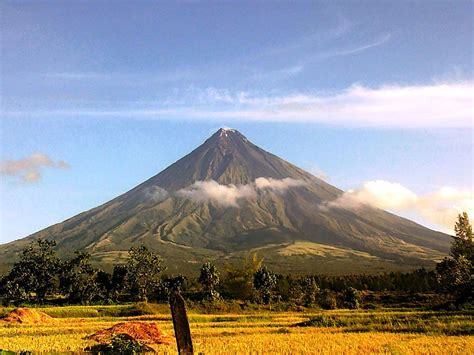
(0, 128), (451, 274)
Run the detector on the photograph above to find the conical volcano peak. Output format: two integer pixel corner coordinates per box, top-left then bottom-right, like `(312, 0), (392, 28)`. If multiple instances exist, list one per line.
(145, 127), (316, 189)
(208, 128), (249, 146)
(219, 127), (236, 133)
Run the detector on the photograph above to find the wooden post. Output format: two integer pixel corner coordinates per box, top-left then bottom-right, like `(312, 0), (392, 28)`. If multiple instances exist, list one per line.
(169, 291), (194, 355)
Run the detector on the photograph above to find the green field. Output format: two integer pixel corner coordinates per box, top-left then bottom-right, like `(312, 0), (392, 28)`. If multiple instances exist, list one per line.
(0, 304), (473, 353)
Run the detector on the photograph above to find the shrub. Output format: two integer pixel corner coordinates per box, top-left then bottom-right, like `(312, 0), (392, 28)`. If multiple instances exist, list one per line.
(295, 315), (346, 327)
(86, 334), (154, 354)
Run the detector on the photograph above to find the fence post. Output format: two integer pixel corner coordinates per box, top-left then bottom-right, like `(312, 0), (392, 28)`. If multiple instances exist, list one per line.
(169, 291), (194, 355)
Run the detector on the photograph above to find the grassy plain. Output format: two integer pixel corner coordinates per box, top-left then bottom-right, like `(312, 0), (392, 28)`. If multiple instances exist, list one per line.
(0, 304), (473, 354)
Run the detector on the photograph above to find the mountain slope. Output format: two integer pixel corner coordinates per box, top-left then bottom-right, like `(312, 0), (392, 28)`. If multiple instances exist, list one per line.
(0, 128), (451, 274)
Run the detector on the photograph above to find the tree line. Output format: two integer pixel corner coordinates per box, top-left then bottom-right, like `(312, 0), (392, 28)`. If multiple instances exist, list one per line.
(1, 213), (472, 309)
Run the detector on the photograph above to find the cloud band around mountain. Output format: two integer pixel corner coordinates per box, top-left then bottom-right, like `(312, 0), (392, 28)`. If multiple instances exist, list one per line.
(176, 177), (306, 207)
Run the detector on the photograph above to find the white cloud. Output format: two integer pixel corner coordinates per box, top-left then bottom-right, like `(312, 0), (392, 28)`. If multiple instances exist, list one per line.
(142, 186), (169, 203)
(255, 177), (306, 192)
(329, 180), (474, 232)
(177, 180), (256, 207)
(12, 81), (472, 128)
(177, 177), (306, 207)
(253, 19), (353, 59)
(416, 187), (474, 230)
(177, 81), (473, 128)
(0, 153), (70, 183)
(247, 65), (304, 82)
(330, 180), (418, 210)
(46, 72), (108, 80)
(316, 33), (391, 59)
(304, 164), (329, 181)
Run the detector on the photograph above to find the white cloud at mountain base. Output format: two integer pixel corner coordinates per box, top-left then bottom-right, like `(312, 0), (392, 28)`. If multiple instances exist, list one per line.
(329, 180), (473, 232)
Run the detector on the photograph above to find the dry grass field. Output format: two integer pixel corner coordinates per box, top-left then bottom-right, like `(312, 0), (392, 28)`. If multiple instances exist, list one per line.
(0, 305), (473, 354)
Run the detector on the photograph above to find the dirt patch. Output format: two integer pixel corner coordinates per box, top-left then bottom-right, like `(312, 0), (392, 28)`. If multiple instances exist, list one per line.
(2, 308), (55, 324)
(85, 321), (174, 346)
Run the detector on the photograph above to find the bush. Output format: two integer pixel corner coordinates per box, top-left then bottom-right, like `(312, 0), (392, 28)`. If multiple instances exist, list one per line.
(295, 315), (346, 327)
(119, 302), (163, 316)
(86, 334), (154, 354)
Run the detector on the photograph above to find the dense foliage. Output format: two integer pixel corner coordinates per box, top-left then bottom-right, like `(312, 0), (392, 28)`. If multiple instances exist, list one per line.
(1, 239), (60, 304)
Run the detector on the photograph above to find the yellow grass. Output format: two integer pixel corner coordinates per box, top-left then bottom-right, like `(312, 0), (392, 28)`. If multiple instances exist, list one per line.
(0, 307), (473, 354)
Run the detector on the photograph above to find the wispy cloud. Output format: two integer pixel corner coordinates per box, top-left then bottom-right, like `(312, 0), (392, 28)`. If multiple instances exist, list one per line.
(10, 81), (471, 128)
(303, 163), (329, 181)
(247, 31), (391, 81)
(329, 180), (474, 233)
(39, 21), (384, 85)
(255, 177), (306, 192)
(316, 33), (392, 59)
(42, 69), (200, 84)
(247, 65), (304, 82)
(180, 81), (473, 128)
(45, 72), (108, 80)
(252, 18), (354, 59)
(141, 186), (169, 203)
(1, 153), (70, 183)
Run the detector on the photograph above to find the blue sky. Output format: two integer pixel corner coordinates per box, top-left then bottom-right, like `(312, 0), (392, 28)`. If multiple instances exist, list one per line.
(1, 1), (473, 243)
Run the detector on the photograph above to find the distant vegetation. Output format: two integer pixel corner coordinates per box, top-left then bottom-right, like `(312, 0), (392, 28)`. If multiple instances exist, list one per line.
(1, 213), (472, 310)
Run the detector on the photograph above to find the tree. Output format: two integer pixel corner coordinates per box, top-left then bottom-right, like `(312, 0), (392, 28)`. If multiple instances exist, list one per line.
(198, 262), (220, 301)
(110, 264), (128, 301)
(0, 276), (29, 306)
(60, 252), (102, 304)
(2, 239), (60, 304)
(452, 212), (474, 262)
(125, 246), (166, 302)
(253, 266), (277, 304)
(436, 212), (473, 306)
(436, 257), (471, 291)
(162, 275), (187, 297)
(96, 270), (113, 302)
(222, 253), (263, 301)
(302, 277), (320, 307)
(341, 287), (360, 309)
(319, 289), (337, 309)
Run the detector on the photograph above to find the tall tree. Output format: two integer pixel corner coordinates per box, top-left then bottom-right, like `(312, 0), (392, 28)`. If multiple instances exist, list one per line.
(198, 262), (220, 301)
(253, 266), (277, 304)
(125, 246), (166, 302)
(436, 212), (473, 305)
(452, 212), (474, 261)
(302, 277), (320, 307)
